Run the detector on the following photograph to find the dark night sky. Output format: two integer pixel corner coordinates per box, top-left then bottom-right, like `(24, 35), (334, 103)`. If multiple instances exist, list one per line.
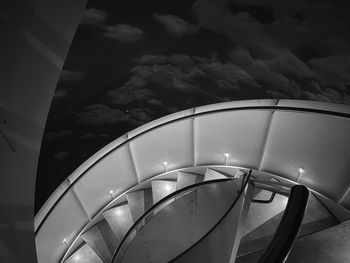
(35, 0), (350, 212)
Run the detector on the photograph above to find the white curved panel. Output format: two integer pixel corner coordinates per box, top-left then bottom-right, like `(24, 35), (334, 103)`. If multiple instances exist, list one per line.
(277, 99), (350, 115)
(262, 112), (350, 201)
(68, 135), (128, 183)
(74, 144), (138, 216)
(35, 190), (89, 263)
(127, 108), (194, 138)
(195, 99), (277, 114)
(130, 119), (193, 182)
(195, 110), (272, 168)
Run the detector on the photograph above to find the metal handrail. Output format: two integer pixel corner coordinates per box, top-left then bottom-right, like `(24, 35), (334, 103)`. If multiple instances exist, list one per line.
(258, 185), (309, 263)
(110, 174), (247, 262)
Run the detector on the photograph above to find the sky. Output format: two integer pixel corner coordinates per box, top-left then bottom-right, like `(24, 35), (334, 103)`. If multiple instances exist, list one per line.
(35, 0), (350, 211)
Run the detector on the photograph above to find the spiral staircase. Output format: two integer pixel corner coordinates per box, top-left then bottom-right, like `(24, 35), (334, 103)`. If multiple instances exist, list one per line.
(2, 1), (350, 262)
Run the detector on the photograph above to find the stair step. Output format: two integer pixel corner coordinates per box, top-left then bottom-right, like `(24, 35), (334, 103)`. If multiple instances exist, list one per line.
(126, 188), (153, 222)
(299, 193), (338, 236)
(65, 243), (103, 263)
(151, 180), (177, 204)
(203, 168), (228, 181)
(176, 172), (203, 190)
(103, 203), (134, 243)
(238, 192), (339, 258)
(81, 219), (119, 263)
(286, 221), (350, 262)
(235, 169), (246, 179)
(242, 191), (288, 237)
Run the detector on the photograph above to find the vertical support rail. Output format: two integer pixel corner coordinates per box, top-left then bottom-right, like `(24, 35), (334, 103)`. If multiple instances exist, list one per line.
(258, 185), (309, 263)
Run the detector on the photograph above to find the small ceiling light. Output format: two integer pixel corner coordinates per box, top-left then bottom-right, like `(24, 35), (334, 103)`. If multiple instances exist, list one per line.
(63, 238), (68, 246)
(163, 161), (168, 172)
(224, 153), (230, 165)
(296, 167), (305, 182)
(74, 253), (81, 261)
(164, 183), (172, 192)
(109, 190), (114, 199)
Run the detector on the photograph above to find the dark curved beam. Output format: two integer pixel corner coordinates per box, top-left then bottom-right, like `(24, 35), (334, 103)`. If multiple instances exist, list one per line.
(258, 185), (309, 263)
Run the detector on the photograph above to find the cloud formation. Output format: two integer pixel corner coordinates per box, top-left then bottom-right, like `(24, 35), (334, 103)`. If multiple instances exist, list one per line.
(154, 14), (198, 36)
(45, 129), (74, 142)
(108, 76), (153, 105)
(77, 104), (131, 125)
(310, 54), (350, 84)
(198, 61), (258, 90)
(76, 104), (154, 126)
(80, 8), (107, 25)
(105, 24), (144, 43)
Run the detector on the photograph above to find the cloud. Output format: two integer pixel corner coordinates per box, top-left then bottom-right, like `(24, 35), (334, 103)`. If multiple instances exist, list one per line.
(80, 8), (107, 25)
(265, 90), (290, 99)
(247, 59), (301, 98)
(129, 108), (154, 122)
(228, 47), (301, 98)
(76, 104), (154, 126)
(104, 24), (144, 43)
(301, 85), (350, 103)
(198, 61), (258, 89)
(227, 47), (254, 68)
(264, 50), (314, 78)
(134, 54), (169, 65)
(59, 70), (84, 82)
(53, 151), (69, 160)
(130, 50), (316, 102)
(132, 52), (257, 97)
(154, 14), (198, 36)
(53, 90), (67, 99)
(77, 104), (132, 126)
(107, 76), (153, 105)
(309, 54), (350, 84)
(129, 63), (215, 98)
(147, 99), (164, 106)
(192, 1), (314, 78)
(45, 129), (74, 142)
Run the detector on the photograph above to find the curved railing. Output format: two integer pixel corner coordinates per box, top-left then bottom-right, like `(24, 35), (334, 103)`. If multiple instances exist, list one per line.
(110, 174), (248, 263)
(258, 185), (309, 263)
(170, 179), (308, 263)
(35, 101), (350, 235)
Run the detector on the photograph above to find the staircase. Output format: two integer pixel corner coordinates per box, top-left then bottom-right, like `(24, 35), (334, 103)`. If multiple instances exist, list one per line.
(64, 168), (346, 263)
(64, 168), (238, 263)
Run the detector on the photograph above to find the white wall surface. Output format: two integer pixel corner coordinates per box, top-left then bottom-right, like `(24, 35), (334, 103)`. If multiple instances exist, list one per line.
(0, 0), (87, 262)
